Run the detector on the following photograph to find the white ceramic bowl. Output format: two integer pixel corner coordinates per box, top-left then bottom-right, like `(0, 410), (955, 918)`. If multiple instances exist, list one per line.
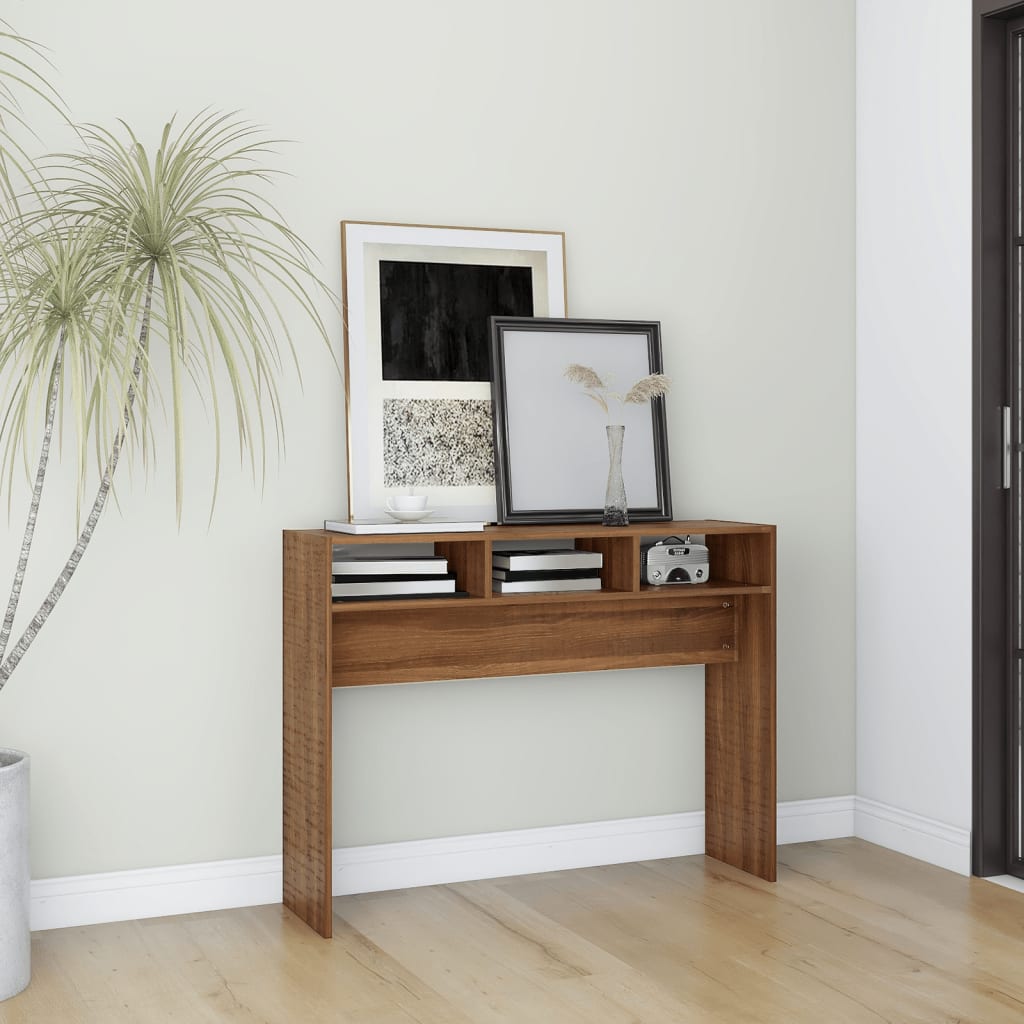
(384, 507), (435, 523)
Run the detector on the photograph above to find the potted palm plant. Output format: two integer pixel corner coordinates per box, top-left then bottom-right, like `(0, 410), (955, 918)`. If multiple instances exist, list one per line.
(0, 26), (333, 1001)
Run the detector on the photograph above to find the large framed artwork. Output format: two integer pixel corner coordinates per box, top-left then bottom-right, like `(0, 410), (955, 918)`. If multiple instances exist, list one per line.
(490, 317), (672, 524)
(341, 221), (567, 522)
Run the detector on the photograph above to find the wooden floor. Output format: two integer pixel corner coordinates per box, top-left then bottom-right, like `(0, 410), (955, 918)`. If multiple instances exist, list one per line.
(3, 839), (1024, 1023)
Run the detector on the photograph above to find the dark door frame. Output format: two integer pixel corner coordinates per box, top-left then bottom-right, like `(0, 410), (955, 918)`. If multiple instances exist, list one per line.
(974, 0), (1024, 876)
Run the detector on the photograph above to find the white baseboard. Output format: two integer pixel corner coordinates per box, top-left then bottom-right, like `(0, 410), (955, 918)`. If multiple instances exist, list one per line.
(31, 855), (284, 933)
(984, 874), (1024, 895)
(853, 796), (971, 876)
(334, 796), (857, 896)
(331, 810), (705, 896)
(29, 795), (857, 932)
(779, 796), (856, 844)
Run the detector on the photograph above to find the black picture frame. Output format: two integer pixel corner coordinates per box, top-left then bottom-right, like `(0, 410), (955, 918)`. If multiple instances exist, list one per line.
(489, 317), (673, 524)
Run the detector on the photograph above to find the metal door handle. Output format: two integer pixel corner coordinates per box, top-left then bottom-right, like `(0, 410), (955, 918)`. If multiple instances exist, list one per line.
(1004, 406), (1013, 490)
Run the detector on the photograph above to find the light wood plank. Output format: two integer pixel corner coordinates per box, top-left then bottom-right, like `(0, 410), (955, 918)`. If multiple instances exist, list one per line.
(6, 841), (1024, 1024)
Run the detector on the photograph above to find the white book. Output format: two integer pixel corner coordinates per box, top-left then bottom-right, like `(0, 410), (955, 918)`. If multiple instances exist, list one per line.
(325, 518), (485, 535)
(332, 556), (449, 575)
(491, 549), (603, 571)
(331, 575), (457, 597)
(492, 576), (602, 595)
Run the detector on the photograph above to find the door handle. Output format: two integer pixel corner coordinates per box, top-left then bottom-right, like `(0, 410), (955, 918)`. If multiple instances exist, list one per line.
(1004, 406), (1013, 491)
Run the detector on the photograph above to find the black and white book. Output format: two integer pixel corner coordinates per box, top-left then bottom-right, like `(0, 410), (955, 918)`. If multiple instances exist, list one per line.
(491, 567), (602, 583)
(492, 576), (602, 595)
(330, 573), (457, 598)
(332, 555), (449, 575)
(491, 549), (603, 571)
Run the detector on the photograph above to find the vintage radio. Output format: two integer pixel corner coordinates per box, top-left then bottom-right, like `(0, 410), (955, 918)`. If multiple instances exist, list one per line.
(640, 535), (710, 585)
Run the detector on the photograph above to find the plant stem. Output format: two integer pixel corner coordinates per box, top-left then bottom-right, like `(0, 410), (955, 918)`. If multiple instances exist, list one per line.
(0, 264), (155, 690)
(0, 327), (65, 667)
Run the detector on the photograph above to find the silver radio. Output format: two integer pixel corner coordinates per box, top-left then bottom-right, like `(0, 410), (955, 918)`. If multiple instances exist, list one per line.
(640, 536), (710, 585)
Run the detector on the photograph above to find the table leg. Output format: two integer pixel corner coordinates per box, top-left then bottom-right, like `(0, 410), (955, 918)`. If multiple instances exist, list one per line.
(283, 532), (334, 937)
(705, 592), (777, 880)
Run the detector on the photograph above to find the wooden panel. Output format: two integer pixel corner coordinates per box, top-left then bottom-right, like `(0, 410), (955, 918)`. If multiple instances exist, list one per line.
(705, 528), (775, 588)
(332, 599), (738, 686)
(331, 580), (770, 615)
(308, 520), (774, 546)
(282, 531), (335, 938)
(705, 588), (777, 881)
(576, 535), (639, 592)
(435, 539), (491, 597)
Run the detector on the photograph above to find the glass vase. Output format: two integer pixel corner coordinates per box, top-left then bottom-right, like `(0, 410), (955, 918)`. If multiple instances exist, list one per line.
(603, 424), (629, 526)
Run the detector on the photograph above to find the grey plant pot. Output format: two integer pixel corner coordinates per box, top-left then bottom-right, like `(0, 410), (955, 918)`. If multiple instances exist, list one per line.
(0, 748), (30, 1001)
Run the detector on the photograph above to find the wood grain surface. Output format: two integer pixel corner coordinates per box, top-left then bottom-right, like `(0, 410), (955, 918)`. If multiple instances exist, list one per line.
(575, 535), (640, 592)
(314, 520), (773, 545)
(706, 527), (775, 588)
(284, 521), (777, 936)
(434, 538), (492, 597)
(282, 531), (335, 937)
(332, 598), (738, 686)
(7, 840), (1024, 1024)
(705, 529), (777, 880)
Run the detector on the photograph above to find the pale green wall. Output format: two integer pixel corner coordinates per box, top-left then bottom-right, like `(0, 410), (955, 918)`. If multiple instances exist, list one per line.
(1, 0), (855, 877)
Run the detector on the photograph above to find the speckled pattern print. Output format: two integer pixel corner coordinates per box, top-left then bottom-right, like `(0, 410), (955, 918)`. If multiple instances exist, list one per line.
(382, 398), (495, 487)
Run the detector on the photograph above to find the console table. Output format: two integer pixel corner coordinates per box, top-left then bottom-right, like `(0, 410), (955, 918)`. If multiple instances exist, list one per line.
(283, 520), (776, 938)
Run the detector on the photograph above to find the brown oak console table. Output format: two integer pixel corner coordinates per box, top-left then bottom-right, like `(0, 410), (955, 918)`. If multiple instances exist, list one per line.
(283, 519), (776, 938)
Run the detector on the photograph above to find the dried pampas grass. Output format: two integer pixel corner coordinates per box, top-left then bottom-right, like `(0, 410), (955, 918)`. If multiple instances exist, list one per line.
(565, 363), (606, 389)
(624, 373), (672, 404)
(564, 363), (671, 418)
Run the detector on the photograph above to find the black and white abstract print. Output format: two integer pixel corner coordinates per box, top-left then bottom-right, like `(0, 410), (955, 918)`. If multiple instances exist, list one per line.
(379, 260), (533, 382)
(382, 398), (495, 487)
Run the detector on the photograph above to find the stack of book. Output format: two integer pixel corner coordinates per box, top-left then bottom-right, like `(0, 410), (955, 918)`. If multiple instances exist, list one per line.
(491, 548), (604, 594)
(331, 552), (465, 601)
